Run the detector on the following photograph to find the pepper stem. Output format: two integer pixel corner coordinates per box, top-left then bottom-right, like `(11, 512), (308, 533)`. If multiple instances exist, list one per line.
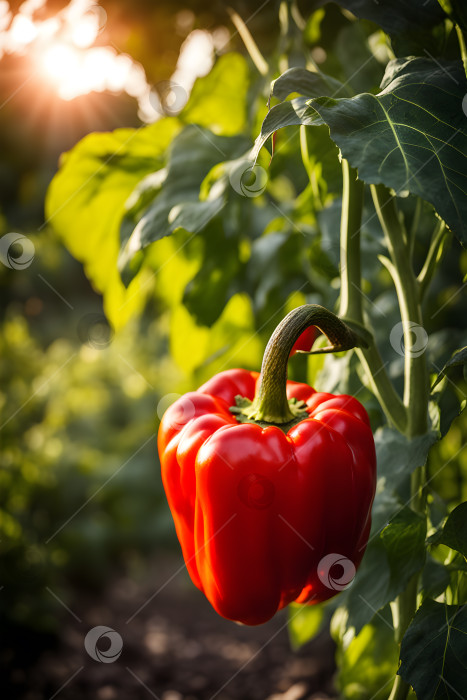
(238, 304), (366, 425)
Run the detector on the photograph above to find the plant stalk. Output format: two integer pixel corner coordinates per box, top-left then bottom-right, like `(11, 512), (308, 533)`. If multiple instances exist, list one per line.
(371, 184), (429, 700)
(338, 161), (406, 433)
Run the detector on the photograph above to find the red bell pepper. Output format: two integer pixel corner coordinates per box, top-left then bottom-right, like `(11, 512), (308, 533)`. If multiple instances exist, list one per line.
(158, 305), (376, 625)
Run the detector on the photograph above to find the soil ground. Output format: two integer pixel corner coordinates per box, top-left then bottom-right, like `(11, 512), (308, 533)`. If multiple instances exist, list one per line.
(2, 553), (339, 700)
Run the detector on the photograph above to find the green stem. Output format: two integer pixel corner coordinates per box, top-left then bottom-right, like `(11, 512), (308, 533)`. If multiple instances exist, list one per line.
(300, 126), (322, 209)
(417, 220), (447, 300)
(455, 24), (467, 79)
(338, 161), (407, 432)
(339, 160), (364, 325)
(371, 184), (429, 700)
(370, 184), (429, 437)
(241, 305), (363, 425)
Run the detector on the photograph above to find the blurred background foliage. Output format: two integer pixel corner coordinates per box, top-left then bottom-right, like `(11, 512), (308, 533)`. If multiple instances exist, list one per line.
(0, 5), (466, 696)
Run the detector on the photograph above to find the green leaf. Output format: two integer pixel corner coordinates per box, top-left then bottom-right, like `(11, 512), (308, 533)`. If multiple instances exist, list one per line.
(310, 58), (467, 245)
(432, 346), (467, 390)
(421, 558), (452, 600)
(374, 426), (440, 488)
(271, 67), (346, 101)
(182, 226), (242, 327)
(118, 126), (249, 283)
(180, 53), (249, 136)
(288, 603), (325, 649)
(399, 599), (467, 699)
(340, 507), (427, 636)
(257, 58), (467, 245)
(45, 119), (181, 328)
(430, 502), (467, 559)
(253, 99), (324, 159)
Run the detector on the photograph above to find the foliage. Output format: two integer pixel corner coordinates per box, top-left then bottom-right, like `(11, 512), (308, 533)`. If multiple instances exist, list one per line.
(0, 233), (179, 631)
(13, 0), (467, 697)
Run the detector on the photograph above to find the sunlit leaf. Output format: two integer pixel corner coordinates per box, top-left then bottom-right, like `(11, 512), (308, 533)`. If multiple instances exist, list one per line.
(288, 603), (325, 649)
(180, 53), (250, 136)
(118, 126), (249, 283)
(45, 119), (181, 328)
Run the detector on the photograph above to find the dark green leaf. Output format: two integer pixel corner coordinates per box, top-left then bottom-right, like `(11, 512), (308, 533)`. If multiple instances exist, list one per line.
(253, 99), (324, 159)
(118, 126), (249, 283)
(182, 227), (242, 327)
(309, 58), (467, 245)
(341, 507), (427, 635)
(271, 67), (346, 101)
(421, 558), (452, 600)
(430, 502), (467, 559)
(399, 599), (467, 699)
(374, 426), (440, 488)
(432, 346), (467, 389)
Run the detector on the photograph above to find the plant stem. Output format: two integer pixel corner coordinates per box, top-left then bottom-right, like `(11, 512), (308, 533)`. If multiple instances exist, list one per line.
(370, 184), (429, 437)
(417, 220), (447, 300)
(339, 159), (364, 325)
(371, 184), (429, 700)
(247, 304), (362, 424)
(338, 161), (407, 432)
(455, 24), (467, 79)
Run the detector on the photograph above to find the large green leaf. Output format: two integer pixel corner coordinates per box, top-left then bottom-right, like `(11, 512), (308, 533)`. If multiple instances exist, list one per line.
(179, 53), (249, 136)
(45, 119), (181, 328)
(398, 599), (467, 699)
(257, 58), (467, 245)
(271, 67), (346, 101)
(118, 126), (250, 284)
(374, 426), (440, 489)
(338, 507), (427, 637)
(311, 58), (467, 244)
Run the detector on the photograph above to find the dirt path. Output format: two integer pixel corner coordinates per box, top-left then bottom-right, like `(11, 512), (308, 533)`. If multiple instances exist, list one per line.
(4, 554), (338, 700)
